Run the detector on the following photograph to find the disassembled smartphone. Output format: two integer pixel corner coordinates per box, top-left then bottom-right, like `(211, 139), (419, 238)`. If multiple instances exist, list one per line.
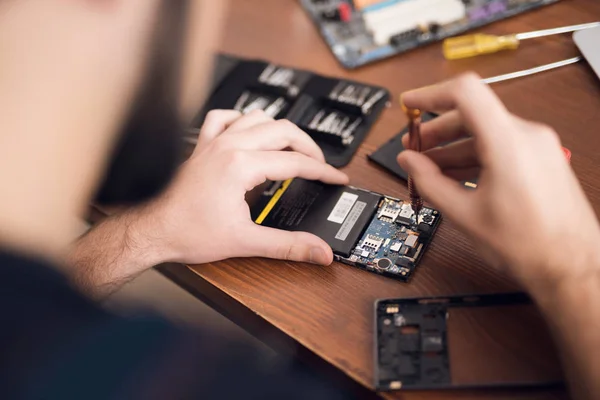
(375, 293), (563, 390)
(250, 179), (441, 281)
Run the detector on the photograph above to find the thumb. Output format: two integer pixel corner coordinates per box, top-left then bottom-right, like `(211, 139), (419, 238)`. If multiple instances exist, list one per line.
(397, 150), (472, 222)
(242, 225), (334, 266)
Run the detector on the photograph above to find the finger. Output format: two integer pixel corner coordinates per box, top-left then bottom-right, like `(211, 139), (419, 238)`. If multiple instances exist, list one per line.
(224, 119), (326, 163)
(245, 151), (349, 188)
(240, 225), (334, 266)
(422, 139), (479, 170)
(397, 150), (474, 224)
(401, 73), (511, 153)
(401, 110), (468, 151)
(225, 109), (274, 133)
(443, 167), (480, 182)
(195, 110), (242, 150)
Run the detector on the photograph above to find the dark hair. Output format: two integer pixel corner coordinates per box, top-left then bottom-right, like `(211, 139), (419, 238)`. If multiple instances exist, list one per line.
(94, 0), (190, 205)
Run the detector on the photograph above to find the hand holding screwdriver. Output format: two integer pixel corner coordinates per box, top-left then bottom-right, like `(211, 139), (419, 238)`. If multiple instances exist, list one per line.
(397, 73), (599, 287)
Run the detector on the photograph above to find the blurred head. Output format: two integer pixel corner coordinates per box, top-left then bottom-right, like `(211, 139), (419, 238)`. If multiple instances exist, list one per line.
(1, 0), (227, 204)
(0, 0), (226, 251)
(96, 0), (227, 204)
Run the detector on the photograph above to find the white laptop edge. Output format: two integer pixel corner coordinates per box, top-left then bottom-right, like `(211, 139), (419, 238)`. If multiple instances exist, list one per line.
(574, 26), (600, 81)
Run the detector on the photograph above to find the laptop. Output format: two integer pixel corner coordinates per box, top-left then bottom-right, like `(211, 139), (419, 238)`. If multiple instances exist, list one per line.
(574, 26), (600, 81)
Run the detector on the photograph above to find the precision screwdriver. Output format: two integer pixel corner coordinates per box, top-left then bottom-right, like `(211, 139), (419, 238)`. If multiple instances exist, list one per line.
(443, 22), (600, 60)
(401, 102), (423, 225)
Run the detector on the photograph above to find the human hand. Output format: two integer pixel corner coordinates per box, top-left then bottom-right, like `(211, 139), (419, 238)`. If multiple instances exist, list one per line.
(136, 110), (349, 267)
(397, 73), (600, 290)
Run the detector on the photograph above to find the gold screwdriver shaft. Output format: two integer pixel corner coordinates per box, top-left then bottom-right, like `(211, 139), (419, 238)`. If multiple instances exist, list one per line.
(405, 107), (423, 224)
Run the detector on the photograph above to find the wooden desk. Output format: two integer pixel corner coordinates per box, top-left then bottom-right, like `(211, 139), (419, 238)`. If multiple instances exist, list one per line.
(162, 1), (600, 398)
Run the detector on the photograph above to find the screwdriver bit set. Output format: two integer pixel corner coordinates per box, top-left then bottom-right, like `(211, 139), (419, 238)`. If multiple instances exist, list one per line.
(329, 82), (387, 115)
(190, 54), (389, 167)
(288, 80), (388, 150)
(233, 91), (288, 118)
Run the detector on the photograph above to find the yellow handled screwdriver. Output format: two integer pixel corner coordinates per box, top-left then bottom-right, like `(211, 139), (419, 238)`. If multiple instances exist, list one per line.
(443, 22), (600, 60)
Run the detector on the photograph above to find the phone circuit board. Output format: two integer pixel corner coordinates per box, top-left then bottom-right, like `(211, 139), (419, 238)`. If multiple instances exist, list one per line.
(299, 0), (561, 68)
(339, 197), (440, 281)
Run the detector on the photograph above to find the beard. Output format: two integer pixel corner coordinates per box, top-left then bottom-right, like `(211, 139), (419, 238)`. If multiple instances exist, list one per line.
(94, 0), (190, 205)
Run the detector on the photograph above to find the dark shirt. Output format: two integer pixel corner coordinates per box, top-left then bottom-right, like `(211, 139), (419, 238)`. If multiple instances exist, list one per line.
(0, 251), (350, 400)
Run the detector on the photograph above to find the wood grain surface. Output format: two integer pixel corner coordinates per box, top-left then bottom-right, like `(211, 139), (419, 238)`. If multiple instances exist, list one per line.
(161, 0), (600, 398)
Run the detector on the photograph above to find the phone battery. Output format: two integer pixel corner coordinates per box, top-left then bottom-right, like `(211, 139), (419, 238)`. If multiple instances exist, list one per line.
(253, 179), (382, 257)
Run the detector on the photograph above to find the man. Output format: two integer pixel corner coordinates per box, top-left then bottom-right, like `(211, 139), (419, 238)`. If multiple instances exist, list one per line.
(0, 0), (599, 399)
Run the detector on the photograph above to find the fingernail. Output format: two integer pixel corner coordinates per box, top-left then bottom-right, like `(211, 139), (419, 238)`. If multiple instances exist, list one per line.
(309, 247), (327, 265)
(401, 84), (438, 108)
(399, 94), (406, 110)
